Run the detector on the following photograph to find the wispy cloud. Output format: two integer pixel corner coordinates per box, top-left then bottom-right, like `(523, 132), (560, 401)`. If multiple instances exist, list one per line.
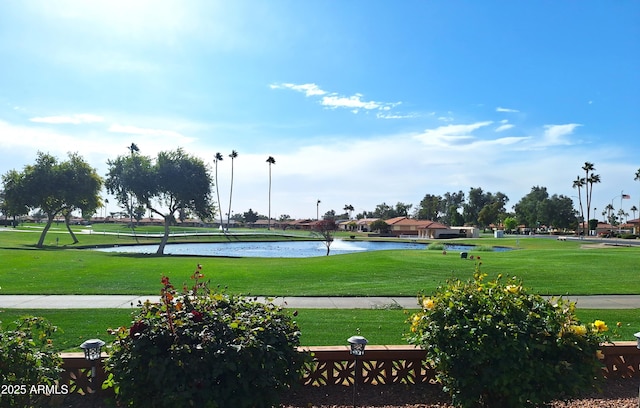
(542, 124), (581, 145)
(414, 121), (493, 147)
(496, 107), (519, 113)
(269, 83), (326, 97)
(108, 124), (192, 141)
(29, 114), (104, 124)
(271, 82), (400, 114)
(495, 123), (514, 132)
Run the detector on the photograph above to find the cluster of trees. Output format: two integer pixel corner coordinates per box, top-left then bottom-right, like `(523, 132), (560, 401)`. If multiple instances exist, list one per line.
(2, 149), (639, 253)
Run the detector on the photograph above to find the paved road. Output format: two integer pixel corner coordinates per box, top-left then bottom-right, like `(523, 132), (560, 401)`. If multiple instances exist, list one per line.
(0, 295), (638, 309)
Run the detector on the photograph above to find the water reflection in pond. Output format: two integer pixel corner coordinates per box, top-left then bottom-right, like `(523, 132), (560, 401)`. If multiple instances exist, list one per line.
(97, 240), (509, 258)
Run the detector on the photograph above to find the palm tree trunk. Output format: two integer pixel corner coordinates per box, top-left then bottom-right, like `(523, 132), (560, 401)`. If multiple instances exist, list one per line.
(268, 164), (272, 230)
(227, 158), (235, 232)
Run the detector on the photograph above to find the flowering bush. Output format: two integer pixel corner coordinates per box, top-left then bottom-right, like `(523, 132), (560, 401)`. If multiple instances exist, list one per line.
(405, 265), (609, 408)
(103, 265), (306, 408)
(0, 316), (63, 408)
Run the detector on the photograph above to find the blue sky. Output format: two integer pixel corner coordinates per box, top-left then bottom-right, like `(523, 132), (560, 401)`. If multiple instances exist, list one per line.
(1, 1), (639, 220)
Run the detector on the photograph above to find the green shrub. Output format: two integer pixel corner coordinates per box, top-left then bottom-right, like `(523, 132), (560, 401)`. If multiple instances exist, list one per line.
(0, 316), (64, 408)
(405, 265), (609, 408)
(103, 266), (306, 408)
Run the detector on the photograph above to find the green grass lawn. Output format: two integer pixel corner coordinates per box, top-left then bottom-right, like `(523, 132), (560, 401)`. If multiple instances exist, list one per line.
(1, 308), (637, 352)
(0, 233), (637, 296)
(1, 227), (639, 350)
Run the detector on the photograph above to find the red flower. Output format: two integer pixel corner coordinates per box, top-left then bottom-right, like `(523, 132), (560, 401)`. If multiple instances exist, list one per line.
(130, 321), (147, 338)
(190, 311), (203, 322)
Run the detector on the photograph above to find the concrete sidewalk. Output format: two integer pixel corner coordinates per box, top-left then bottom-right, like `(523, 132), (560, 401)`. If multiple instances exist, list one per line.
(0, 295), (638, 309)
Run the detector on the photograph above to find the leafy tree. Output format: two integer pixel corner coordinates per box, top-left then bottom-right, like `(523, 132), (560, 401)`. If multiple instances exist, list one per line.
(416, 194), (442, 220)
(372, 202), (398, 218)
(513, 186), (550, 231)
(2, 152), (102, 247)
(477, 202), (501, 231)
(227, 150), (238, 230)
(547, 194), (577, 230)
(394, 201), (413, 217)
(322, 209), (336, 220)
(106, 148), (214, 254)
(266, 156), (275, 229)
(503, 216), (517, 232)
(442, 190), (465, 225)
(369, 219), (391, 234)
(314, 219), (337, 255)
(243, 208), (259, 225)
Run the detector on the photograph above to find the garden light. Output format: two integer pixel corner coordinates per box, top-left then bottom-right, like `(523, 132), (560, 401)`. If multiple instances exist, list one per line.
(80, 338), (105, 361)
(347, 335), (368, 408)
(347, 335), (368, 356)
(80, 338), (105, 389)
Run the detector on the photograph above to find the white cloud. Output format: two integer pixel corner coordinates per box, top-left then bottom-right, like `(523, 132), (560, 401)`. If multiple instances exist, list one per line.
(271, 82), (400, 114)
(321, 94), (381, 111)
(269, 83), (327, 97)
(496, 107), (519, 113)
(542, 124), (581, 145)
(29, 114), (104, 124)
(495, 124), (514, 132)
(108, 124), (188, 140)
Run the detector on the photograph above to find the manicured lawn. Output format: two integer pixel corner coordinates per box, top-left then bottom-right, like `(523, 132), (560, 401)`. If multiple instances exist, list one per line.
(1, 308), (637, 352)
(1, 227), (638, 350)
(0, 232), (638, 296)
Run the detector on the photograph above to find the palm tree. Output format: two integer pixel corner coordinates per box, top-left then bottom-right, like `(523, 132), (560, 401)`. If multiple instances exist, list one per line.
(213, 152), (225, 233)
(266, 156), (275, 230)
(572, 176), (585, 234)
(316, 199), (321, 221)
(587, 173), (600, 223)
(343, 204), (354, 219)
(631, 205), (638, 221)
(227, 150), (238, 231)
(581, 162), (596, 234)
(604, 203), (614, 224)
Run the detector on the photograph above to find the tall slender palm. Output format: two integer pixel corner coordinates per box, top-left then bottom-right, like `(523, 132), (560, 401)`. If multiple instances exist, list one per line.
(213, 153), (225, 232)
(572, 176), (585, 234)
(587, 173), (600, 224)
(316, 199), (321, 221)
(227, 150), (238, 231)
(630, 205), (638, 221)
(266, 156), (275, 230)
(581, 162), (595, 232)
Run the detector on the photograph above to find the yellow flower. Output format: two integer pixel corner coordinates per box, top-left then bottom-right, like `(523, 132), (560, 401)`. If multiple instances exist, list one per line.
(505, 285), (520, 294)
(569, 325), (587, 336)
(422, 298), (435, 310)
(593, 320), (608, 333)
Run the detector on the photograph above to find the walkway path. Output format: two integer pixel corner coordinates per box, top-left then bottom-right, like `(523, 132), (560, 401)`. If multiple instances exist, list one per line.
(0, 295), (638, 309)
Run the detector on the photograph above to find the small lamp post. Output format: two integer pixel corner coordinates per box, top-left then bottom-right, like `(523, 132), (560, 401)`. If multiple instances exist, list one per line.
(347, 335), (368, 408)
(634, 332), (640, 408)
(80, 338), (105, 392)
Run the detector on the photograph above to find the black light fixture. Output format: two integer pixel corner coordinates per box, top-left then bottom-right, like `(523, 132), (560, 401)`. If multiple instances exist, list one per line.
(347, 335), (368, 408)
(347, 335), (368, 356)
(80, 338), (105, 390)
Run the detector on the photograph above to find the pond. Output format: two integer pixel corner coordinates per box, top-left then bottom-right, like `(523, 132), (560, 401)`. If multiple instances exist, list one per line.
(96, 240), (510, 258)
